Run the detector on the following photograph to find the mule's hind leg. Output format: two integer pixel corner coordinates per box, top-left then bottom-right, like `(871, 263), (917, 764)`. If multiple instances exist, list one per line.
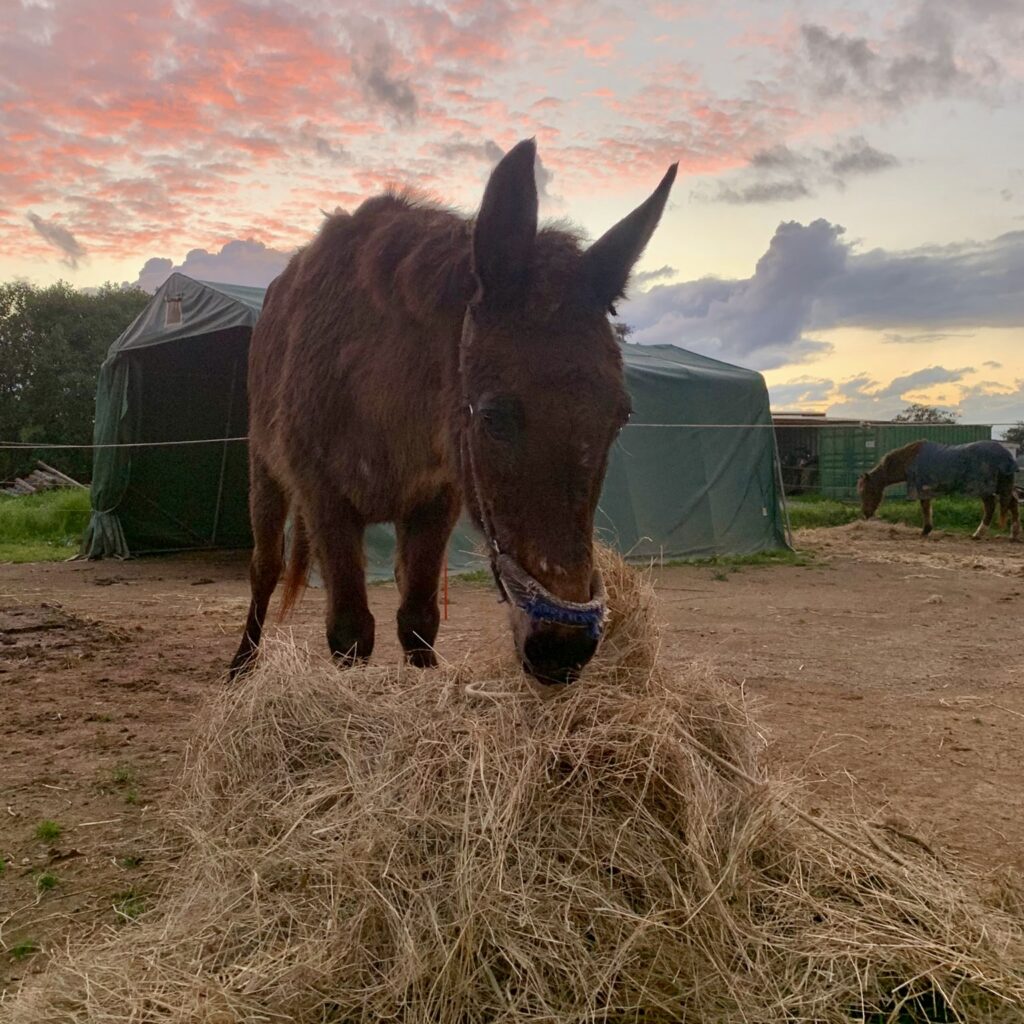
(920, 498), (933, 537)
(972, 495), (996, 540)
(395, 485), (460, 668)
(229, 458), (288, 678)
(307, 493), (375, 664)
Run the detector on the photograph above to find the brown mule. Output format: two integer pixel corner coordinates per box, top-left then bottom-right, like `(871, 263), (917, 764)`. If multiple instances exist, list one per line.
(230, 139), (677, 685)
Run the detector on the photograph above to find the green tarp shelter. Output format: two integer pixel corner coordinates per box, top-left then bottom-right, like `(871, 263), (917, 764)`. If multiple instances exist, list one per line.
(85, 274), (789, 569)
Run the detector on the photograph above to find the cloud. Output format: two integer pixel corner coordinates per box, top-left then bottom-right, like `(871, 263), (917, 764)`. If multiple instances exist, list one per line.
(347, 17), (417, 124)
(27, 211), (85, 267)
(882, 331), (969, 344)
(621, 218), (848, 369)
(135, 239), (292, 292)
(621, 220), (1024, 371)
(714, 180), (812, 205)
(983, 360), (1003, 369)
(701, 136), (899, 205)
(434, 138), (505, 164)
(769, 376), (835, 408)
(798, 1), (1019, 109)
(872, 365), (973, 399)
(632, 265), (677, 287)
(813, 230), (1024, 329)
(825, 369), (967, 420)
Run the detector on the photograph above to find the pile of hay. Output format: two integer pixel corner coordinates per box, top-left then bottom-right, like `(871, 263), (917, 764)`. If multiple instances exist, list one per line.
(7, 551), (1024, 1023)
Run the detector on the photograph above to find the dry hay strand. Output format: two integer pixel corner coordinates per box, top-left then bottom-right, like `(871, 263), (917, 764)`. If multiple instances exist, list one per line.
(6, 549), (1024, 1023)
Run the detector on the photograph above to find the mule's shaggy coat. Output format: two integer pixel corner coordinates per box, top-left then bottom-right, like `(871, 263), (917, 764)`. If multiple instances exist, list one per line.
(6, 552), (1024, 1023)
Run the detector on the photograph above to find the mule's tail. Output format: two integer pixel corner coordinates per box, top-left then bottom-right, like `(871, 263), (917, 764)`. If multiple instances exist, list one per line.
(279, 514), (311, 618)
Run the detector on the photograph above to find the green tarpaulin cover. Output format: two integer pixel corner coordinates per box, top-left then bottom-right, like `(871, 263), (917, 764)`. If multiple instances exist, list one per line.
(85, 274), (789, 571)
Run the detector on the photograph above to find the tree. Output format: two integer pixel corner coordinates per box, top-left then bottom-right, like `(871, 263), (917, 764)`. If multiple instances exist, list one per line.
(0, 281), (149, 483)
(611, 321), (633, 344)
(1000, 421), (1024, 447)
(891, 403), (958, 424)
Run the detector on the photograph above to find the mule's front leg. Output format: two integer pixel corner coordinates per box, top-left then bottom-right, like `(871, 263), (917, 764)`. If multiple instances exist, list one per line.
(395, 486), (460, 668)
(972, 495), (996, 540)
(311, 494), (375, 665)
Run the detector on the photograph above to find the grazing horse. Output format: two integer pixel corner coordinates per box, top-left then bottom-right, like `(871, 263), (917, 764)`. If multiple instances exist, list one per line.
(857, 440), (1021, 541)
(230, 139), (677, 684)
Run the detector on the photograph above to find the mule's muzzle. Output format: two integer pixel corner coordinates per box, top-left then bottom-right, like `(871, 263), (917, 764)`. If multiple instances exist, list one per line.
(494, 553), (607, 687)
(522, 625), (599, 685)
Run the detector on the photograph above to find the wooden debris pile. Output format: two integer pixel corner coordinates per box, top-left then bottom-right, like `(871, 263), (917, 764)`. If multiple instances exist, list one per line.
(0, 461), (85, 496)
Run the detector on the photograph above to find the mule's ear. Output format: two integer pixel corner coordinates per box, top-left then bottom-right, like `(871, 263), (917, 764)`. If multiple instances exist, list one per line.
(582, 163), (678, 310)
(472, 138), (539, 308)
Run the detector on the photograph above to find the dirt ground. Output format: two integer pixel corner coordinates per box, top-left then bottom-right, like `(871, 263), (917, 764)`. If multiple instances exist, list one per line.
(2, 519), (1022, 994)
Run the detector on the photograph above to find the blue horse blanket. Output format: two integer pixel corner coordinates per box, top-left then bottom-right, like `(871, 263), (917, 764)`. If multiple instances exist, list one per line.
(905, 441), (1015, 500)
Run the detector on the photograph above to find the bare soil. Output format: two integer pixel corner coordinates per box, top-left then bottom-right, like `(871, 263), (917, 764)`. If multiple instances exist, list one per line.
(2, 519), (1022, 994)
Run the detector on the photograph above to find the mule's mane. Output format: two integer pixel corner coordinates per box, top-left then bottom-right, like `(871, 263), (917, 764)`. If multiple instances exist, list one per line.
(315, 191), (590, 327)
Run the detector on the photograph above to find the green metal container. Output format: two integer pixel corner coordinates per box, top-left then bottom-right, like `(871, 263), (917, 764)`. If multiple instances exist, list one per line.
(818, 424), (992, 500)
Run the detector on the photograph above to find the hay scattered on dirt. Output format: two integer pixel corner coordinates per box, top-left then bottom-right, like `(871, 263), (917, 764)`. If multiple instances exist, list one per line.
(7, 549), (1024, 1023)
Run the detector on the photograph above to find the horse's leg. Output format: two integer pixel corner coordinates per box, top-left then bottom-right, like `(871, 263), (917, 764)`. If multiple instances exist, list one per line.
(307, 493), (375, 664)
(1005, 490), (1021, 542)
(920, 498), (933, 537)
(395, 485), (460, 668)
(229, 457), (288, 678)
(972, 495), (996, 540)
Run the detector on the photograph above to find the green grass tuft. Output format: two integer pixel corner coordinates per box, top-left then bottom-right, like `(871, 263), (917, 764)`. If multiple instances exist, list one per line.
(9, 940), (40, 961)
(112, 889), (148, 921)
(34, 819), (62, 843)
(0, 487), (90, 562)
(35, 871), (59, 892)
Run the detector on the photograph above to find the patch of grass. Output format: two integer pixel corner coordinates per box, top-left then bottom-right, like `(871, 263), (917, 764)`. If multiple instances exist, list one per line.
(33, 819), (61, 843)
(112, 763), (137, 785)
(117, 854), (144, 870)
(786, 493), (996, 535)
(0, 856), (7, 876)
(786, 496), (860, 530)
(8, 940), (40, 961)
(0, 487), (90, 563)
(665, 548), (813, 569)
(112, 889), (147, 921)
(35, 871), (59, 892)
(124, 787), (140, 805)
(453, 567), (493, 584)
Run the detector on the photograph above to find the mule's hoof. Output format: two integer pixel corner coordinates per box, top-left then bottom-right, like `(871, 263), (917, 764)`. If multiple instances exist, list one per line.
(406, 648), (438, 669)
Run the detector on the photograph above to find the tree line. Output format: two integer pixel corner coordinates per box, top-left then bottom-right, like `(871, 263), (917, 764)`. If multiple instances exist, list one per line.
(0, 280), (150, 483)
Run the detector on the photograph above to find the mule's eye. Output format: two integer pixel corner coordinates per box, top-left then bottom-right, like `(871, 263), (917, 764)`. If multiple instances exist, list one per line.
(478, 397), (522, 443)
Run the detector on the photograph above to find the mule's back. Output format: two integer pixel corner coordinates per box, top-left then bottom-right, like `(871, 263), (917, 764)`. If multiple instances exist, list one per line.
(247, 195), (475, 522)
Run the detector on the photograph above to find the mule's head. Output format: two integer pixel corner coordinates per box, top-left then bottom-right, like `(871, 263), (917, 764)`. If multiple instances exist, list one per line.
(459, 139), (676, 685)
(857, 470), (883, 519)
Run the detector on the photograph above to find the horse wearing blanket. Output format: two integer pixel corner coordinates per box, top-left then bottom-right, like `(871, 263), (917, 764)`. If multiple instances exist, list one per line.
(857, 440), (1021, 541)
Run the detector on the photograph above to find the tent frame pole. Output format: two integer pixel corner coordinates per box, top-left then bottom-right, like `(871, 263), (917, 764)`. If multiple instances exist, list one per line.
(211, 357), (239, 547)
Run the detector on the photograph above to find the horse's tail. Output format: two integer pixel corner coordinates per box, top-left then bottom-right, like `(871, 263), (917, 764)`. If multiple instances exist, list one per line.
(279, 514), (311, 618)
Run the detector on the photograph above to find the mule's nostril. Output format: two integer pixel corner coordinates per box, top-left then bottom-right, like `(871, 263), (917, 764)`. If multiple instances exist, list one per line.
(523, 630), (599, 686)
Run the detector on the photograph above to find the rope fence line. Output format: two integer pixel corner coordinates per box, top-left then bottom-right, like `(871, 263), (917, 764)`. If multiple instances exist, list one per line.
(1, 422), (1021, 451)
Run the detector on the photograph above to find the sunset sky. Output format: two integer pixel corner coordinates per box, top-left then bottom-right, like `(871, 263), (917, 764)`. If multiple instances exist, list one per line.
(3, 0), (1022, 425)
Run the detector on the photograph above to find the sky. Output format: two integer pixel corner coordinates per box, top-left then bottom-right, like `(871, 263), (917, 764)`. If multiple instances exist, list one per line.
(2, 0), (1023, 427)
